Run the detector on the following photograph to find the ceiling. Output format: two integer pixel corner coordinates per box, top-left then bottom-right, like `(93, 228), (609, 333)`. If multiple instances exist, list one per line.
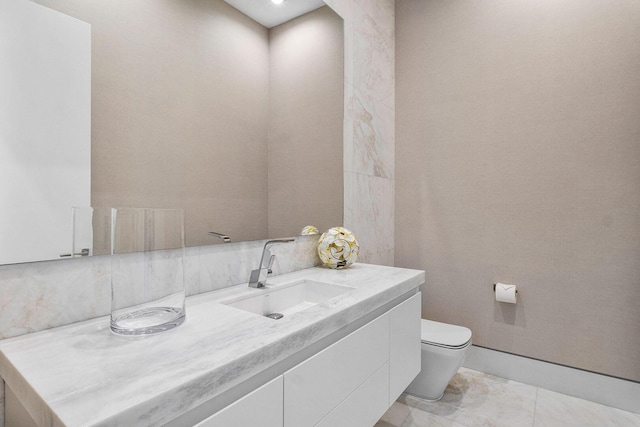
(223, 0), (326, 28)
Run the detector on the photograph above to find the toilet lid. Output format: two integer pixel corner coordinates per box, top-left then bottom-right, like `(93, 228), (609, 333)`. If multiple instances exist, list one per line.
(421, 319), (472, 348)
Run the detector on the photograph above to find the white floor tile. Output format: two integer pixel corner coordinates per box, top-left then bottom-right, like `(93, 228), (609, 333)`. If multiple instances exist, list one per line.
(533, 388), (640, 427)
(380, 400), (413, 426)
(400, 407), (467, 427)
(379, 368), (640, 427)
(403, 368), (537, 427)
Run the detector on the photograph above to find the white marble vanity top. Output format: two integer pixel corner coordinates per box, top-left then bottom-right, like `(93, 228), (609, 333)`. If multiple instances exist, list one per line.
(0, 263), (424, 426)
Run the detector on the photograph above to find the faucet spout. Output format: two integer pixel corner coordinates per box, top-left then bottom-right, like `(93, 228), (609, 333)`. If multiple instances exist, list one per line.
(208, 231), (230, 243)
(248, 238), (295, 288)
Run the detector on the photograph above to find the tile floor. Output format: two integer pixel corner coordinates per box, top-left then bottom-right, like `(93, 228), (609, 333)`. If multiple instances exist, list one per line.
(376, 368), (640, 427)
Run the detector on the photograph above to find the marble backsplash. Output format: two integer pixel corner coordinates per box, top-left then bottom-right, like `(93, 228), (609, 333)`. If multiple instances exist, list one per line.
(0, 236), (320, 341)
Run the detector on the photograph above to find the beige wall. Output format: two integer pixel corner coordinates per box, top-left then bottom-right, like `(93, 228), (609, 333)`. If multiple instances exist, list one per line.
(396, 0), (640, 381)
(34, 0), (271, 246)
(268, 7), (344, 237)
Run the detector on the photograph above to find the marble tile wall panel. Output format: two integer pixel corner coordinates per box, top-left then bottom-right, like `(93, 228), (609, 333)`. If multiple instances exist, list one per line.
(183, 246), (202, 295)
(345, 85), (395, 179)
(345, 172), (395, 262)
(191, 242), (257, 296)
(365, 248), (395, 267)
(354, 0), (395, 39)
(353, 0), (395, 110)
(343, 1), (395, 180)
(325, 0), (395, 266)
(0, 256), (111, 340)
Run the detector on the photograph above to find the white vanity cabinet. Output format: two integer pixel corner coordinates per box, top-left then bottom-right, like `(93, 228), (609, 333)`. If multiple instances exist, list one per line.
(195, 377), (283, 427)
(389, 292), (422, 405)
(193, 292), (421, 427)
(284, 311), (391, 427)
(284, 292), (422, 427)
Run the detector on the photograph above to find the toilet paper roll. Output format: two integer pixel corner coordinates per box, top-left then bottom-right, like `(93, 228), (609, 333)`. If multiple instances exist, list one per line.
(495, 283), (517, 304)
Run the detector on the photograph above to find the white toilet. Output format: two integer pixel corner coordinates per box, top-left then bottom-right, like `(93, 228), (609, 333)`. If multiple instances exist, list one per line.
(405, 319), (472, 401)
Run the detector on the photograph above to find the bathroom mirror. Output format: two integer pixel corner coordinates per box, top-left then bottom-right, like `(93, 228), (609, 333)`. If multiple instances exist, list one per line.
(0, 0), (343, 265)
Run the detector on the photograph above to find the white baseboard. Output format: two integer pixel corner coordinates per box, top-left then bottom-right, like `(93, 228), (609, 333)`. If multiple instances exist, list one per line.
(463, 345), (640, 415)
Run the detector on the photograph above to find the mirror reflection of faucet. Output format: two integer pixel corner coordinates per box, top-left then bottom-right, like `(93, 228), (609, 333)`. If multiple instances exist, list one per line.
(248, 238), (295, 288)
(59, 248), (90, 257)
(208, 231), (231, 243)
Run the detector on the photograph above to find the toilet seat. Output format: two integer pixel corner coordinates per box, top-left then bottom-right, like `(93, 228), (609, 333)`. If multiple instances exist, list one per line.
(421, 319), (472, 349)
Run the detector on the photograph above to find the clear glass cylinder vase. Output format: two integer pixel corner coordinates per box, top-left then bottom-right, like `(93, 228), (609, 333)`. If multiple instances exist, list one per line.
(110, 208), (186, 335)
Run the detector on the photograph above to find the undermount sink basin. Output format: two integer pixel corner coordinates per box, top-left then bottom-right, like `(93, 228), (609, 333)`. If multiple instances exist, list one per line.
(222, 279), (354, 319)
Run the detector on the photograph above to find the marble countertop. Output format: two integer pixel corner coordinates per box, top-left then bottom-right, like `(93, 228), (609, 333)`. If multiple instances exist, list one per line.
(0, 263), (424, 427)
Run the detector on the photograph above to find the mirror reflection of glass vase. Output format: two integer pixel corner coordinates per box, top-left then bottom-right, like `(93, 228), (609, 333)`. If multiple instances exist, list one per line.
(110, 208), (186, 336)
(70, 207), (112, 258)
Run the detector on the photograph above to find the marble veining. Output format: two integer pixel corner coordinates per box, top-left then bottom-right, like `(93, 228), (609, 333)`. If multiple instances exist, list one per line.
(344, 172), (395, 263)
(345, 85), (395, 179)
(354, 0), (395, 42)
(0, 256), (111, 340)
(353, 1), (395, 110)
(0, 263), (423, 427)
(534, 388), (640, 427)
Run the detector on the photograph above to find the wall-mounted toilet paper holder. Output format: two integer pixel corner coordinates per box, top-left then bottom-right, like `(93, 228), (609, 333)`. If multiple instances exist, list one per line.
(493, 283), (518, 294)
(494, 283), (518, 304)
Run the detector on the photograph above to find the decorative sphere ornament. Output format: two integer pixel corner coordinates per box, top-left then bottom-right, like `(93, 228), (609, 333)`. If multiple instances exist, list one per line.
(317, 227), (359, 269)
(301, 225), (319, 235)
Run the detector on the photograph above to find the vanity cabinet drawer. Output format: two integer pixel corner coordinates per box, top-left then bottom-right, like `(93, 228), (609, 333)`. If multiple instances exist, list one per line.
(389, 292), (422, 404)
(315, 361), (390, 427)
(283, 313), (390, 427)
(195, 376), (283, 427)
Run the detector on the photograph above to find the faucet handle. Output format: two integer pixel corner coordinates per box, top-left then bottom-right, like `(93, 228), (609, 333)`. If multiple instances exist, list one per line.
(267, 254), (275, 275)
(248, 238), (295, 288)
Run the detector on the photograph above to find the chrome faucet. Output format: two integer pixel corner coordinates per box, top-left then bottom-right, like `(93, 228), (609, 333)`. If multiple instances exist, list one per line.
(248, 238), (295, 288)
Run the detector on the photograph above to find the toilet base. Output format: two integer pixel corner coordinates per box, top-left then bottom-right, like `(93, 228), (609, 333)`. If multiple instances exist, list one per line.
(406, 390), (444, 402)
(404, 340), (471, 401)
